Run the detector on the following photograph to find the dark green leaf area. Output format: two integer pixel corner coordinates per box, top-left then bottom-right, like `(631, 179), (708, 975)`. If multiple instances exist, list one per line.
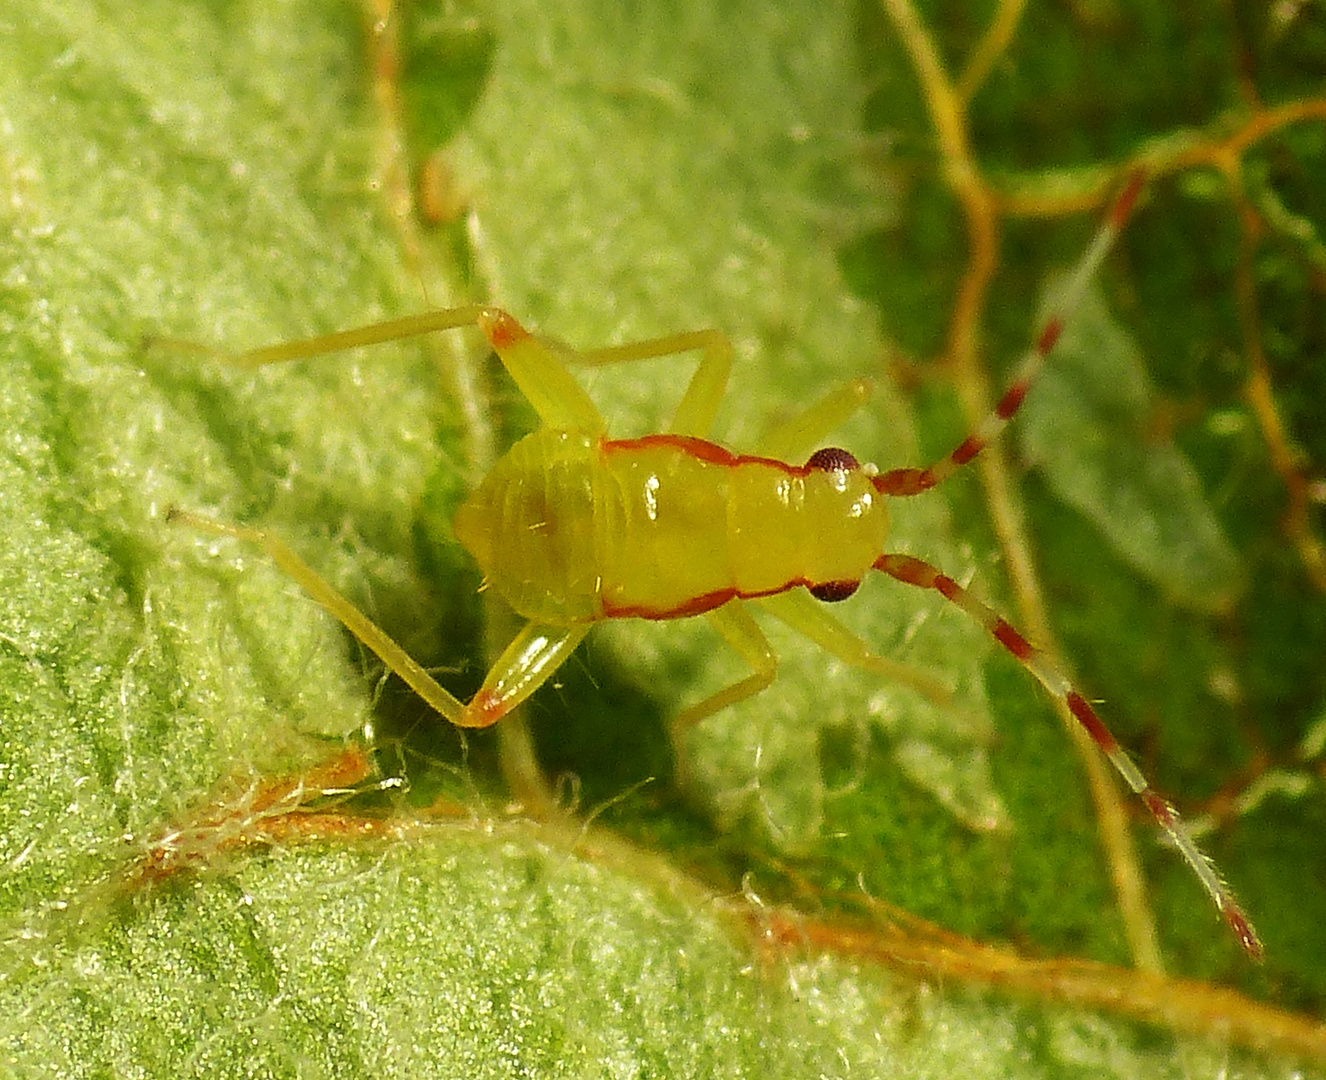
(855, 0), (1241, 173)
(1240, 551), (1326, 750)
(1122, 182), (1245, 399)
(399, 4), (498, 156)
(969, 2), (1238, 169)
(1027, 481), (1242, 787)
(838, 184), (965, 361)
(984, 660), (1129, 961)
(527, 640), (676, 808)
(1220, 792), (1326, 1008)
(1019, 282), (1243, 612)
(1027, 476), (1326, 995)
(1233, 0), (1326, 102)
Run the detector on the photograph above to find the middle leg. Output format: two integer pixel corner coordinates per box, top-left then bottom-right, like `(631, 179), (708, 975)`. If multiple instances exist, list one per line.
(755, 589), (953, 706)
(577, 329), (735, 437)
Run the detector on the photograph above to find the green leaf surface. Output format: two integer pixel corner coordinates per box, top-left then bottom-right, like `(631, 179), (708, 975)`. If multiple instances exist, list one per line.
(2, 0), (1324, 1076)
(1018, 284), (1243, 612)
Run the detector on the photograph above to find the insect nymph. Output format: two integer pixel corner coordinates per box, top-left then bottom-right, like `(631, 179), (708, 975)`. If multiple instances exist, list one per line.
(171, 171), (1261, 957)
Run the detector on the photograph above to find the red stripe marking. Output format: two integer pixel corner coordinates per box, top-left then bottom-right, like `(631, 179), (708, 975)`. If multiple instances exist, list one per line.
(872, 468), (935, 496)
(995, 380), (1028, 420)
(603, 433), (799, 474)
(479, 309), (529, 350)
(933, 573), (960, 602)
(1111, 170), (1147, 228)
(1226, 908), (1265, 961)
(1142, 791), (1175, 829)
(466, 688), (509, 728)
(950, 436), (983, 467)
(1036, 316), (1064, 355)
(604, 587), (739, 620)
(603, 575), (856, 621)
(1066, 691), (1121, 754)
(874, 554), (934, 587)
(993, 619), (1032, 660)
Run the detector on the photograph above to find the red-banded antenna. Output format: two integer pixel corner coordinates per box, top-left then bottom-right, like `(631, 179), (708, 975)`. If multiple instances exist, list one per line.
(875, 554), (1262, 959)
(865, 170), (1262, 958)
(874, 169), (1147, 497)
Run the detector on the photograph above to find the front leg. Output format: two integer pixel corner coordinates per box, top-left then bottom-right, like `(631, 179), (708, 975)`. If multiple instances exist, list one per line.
(155, 303), (609, 436)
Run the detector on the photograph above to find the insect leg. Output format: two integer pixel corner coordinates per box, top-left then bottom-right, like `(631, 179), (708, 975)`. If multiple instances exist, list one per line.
(672, 601), (777, 741)
(755, 588), (952, 706)
(475, 310), (605, 432)
(875, 550), (1263, 959)
(209, 304), (608, 435)
(167, 509), (588, 730)
(228, 305), (491, 367)
(753, 379), (873, 464)
(467, 620), (592, 727)
(577, 330), (735, 437)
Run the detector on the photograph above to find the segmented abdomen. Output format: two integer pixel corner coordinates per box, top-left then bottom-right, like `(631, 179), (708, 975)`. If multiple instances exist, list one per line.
(453, 429), (605, 623)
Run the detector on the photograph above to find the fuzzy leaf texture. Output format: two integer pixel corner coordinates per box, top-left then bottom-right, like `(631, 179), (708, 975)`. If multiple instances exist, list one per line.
(1, 1), (1324, 1077)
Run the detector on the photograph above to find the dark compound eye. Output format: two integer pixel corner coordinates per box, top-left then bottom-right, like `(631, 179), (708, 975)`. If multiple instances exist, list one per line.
(805, 449), (863, 601)
(808, 580), (860, 603)
(805, 447), (859, 473)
